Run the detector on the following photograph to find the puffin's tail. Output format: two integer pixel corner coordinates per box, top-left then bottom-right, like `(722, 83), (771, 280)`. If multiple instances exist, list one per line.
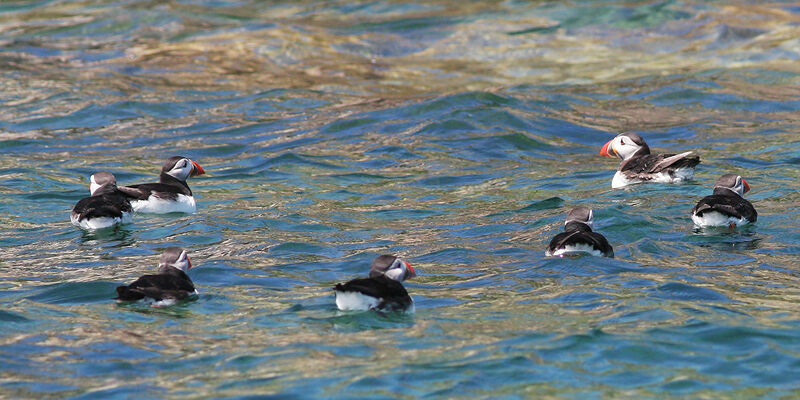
(115, 285), (144, 301)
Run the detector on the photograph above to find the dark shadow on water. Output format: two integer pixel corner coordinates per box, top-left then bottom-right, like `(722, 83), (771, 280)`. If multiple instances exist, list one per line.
(695, 238), (762, 252)
(26, 281), (120, 305)
(77, 224), (135, 246)
(0, 309), (30, 323)
(316, 309), (416, 332)
(487, 196), (564, 218)
(115, 297), (197, 318)
(689, 226), (762, 251)
(529, 253), (643, 278)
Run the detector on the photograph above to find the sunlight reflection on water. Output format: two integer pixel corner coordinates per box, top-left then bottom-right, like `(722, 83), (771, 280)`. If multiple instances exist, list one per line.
(1, 1), (800, 398)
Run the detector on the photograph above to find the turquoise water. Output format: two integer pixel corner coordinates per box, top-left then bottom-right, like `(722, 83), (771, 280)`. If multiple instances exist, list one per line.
(2, 0), (800, 398)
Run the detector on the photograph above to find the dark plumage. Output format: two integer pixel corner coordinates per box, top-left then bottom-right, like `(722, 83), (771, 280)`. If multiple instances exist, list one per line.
(116, 247), (197, 305)
(70, 172), (133, 230)
(334, 275), (412, 312)
(546, 207), (614, 257)
(691, 174), (756, 228)
(119, 179), (188, 202)
(619, 152), (701, 179)
(333, 255), (417, 312)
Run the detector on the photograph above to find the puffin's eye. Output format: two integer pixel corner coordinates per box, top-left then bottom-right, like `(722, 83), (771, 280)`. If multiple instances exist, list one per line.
(620, 139), (625, 145)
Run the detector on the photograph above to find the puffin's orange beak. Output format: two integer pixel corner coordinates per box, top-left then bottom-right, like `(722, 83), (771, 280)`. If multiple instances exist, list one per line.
(742, 179), (750, 193)
(190, 160), (205, 177)
(404, 260), (417, 279)
(600, 140), (615, 157)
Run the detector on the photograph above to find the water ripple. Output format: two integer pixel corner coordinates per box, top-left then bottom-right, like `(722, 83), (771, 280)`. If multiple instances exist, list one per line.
(1, 0), (800, 398)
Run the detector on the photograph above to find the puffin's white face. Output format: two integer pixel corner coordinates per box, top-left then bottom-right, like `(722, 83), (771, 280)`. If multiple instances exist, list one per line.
(90, 174), (102, 195)
(714, 174), (750, 197)
(576, 209), (594, 227)
(383, 258), (416, 282)
(730, 176), (750, 197)
(166, 158), (196, 181)
(89, 172), (116, 195)
(601, 134), (644, 160)
(161, 249), (192, 272)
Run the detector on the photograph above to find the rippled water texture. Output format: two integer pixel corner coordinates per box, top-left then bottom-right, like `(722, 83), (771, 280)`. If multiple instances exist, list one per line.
(2, 1), (800, 398)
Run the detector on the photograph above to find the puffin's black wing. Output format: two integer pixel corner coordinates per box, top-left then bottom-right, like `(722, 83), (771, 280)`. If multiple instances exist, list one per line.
(334, 276), (412, 311)
(692, 194), (757, 222)
(72, 194), (132, 220)
(547, 231), (614, 257)
(547, 231), (579, 253)
(649, 152), (701, 172)
(116, 272), (195, 301)
(118, 183), (183, 201)
(586, 232), (614, 257)
(621, 152), (700, 178)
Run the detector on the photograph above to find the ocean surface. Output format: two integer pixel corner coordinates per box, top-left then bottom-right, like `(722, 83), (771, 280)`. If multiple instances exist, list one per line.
(2, 0), (800, 398)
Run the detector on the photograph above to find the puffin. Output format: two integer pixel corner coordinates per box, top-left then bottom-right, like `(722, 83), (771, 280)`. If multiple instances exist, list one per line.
(118, 156), (205, 214)
(334, 255), (417, 313)
(116, 247), (198, 307)
(691, 174), (756, 229)
(546, 207), (614, 257)
(600, 132), (700, 188)
(70, 171), (133, 230)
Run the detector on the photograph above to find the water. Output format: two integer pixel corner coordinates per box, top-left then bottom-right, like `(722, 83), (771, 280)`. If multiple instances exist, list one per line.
(2, 0), (800, 397)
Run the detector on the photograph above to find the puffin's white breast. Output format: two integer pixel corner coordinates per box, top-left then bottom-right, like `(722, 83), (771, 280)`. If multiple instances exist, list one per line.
(335, 291), (380, 311)
(691, 211), (749, 228)
(334, 290), (415, 313)
(141, 290), (199, 308)
(71, 211), (133, 230)
(611, 167), (695, 188)
(548, 244), (604, 257)
(131, 194), (196, 214)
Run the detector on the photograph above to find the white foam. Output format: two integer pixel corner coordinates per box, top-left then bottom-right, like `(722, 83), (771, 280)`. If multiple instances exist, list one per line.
(144, 297), (177, 307)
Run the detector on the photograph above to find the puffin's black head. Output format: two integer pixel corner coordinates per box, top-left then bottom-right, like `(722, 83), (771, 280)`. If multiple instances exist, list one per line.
(565, 206), (593, 228)
(368, 254), (416, 282)
(158, 247), (192, 272)
(620, 132), (646, 146)
(161, 156), (206, 181)
(714, 174), (750, 197)
(89, 171), (117, 195)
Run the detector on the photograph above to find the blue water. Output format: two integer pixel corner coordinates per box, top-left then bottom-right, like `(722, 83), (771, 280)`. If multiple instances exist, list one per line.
(2, 1), (800, 398)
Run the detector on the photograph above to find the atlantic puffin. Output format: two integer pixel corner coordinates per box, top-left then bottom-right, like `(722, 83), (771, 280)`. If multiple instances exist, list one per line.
(116, 247), (198, 307)
(70, 171), (133, 230)
(334, 255), (417, 313)
(691, 174), (756, 229)
(118, 156), (205, 213)
(600, 132), (700, 188)
(546, 207), (614, 257)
